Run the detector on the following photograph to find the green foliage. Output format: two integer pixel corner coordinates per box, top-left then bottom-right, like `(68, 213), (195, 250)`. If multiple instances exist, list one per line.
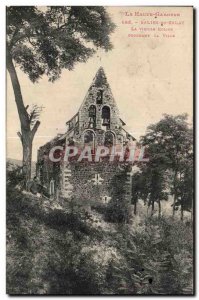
(7, 170), (106, 294)
(140, 114), (193, 215)
(7, 6), (115, 82)
(105, 168), (130, 223)
(105, 217), (193, 295)
(173, 153), (193, 217)
(7, 187), (193, 294)
(43, 234), (105, 294)
(91, 202), (107, 214)
(6, 162), (25, 187)
(6, 164), (193, 295)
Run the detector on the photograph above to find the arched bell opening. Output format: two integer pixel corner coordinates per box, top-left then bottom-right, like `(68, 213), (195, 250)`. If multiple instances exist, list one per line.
(88, 105), (96, 129)
(101, 105), (110, 129)
(104, 131), (115, 147)
(83, 129), (95, 151)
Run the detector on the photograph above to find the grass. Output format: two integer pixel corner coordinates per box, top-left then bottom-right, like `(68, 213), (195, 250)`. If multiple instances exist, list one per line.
(6, 182), (193, 295)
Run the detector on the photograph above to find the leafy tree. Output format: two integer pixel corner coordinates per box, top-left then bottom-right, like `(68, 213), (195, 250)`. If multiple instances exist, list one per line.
(142, 164), (169, 217)
(130, 166), (148, 215)
(131, 171), (141, 215)
(6, 6), (115, 183)
(141, 114), (193, 218)
(173, 153), (193, 221)
(137, 143), (169, 217)
(105, 166), (131, 223)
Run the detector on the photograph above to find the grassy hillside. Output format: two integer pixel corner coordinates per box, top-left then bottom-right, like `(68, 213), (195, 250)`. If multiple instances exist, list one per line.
(7, 158), (36, 176)
(6, 171), (194, 295)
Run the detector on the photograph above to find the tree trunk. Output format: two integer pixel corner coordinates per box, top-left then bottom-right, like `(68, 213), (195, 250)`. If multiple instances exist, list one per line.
(6, 51), (30, 129)
(172, 170), (178, 217)
(173, 195), (177, 216)
(151, 200), (155, 216)
(147, 205), (149, 216)
(22, 132), (33, 186)
(147, 200), (151, 216)
(181, 206), (184, 221)
(7, 50), (40, 185)
(181, 199), (184, 221)
(191, 197), (193, 222)
(158, 200), (161, 217)
(134, 199), (137, 215)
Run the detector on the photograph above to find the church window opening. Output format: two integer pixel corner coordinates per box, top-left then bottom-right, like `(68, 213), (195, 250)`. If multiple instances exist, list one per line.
(96, 89), (103, 104)
(83, 130), (95, 150)
(104, 131), (115, 147)
(102, 106), (110, 129)
(88, 105), (96, 128)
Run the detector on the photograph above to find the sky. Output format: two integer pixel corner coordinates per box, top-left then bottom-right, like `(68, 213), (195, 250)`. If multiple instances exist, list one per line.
(7, 6), (193, 161)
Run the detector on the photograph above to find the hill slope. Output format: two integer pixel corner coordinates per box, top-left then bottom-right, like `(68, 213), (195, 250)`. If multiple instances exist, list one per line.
(6, 182), (193, 295)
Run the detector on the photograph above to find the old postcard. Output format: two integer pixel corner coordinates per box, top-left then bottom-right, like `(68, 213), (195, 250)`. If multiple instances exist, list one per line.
(6, 6), (194, 295)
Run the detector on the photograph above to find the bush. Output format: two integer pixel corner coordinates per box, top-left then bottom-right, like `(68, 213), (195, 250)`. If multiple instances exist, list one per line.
(104, 216), (193, 295)
(7, 162), (25, 187)
(105, 198), (130, 223)
(91, 202), (107, 214)
(43, 234), (106, 294)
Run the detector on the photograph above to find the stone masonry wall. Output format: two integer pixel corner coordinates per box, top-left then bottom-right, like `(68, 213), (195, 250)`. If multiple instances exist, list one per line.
(61, 161), (132, 205)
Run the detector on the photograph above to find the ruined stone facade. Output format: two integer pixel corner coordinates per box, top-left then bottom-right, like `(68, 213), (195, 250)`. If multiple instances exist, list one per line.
(36, 67), (136, 203)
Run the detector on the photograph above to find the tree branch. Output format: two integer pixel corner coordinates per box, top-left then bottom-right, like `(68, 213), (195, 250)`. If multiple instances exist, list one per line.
(31, 120), (40, 139)
(8, 27), (19, 50)
(17, 131), (22, 138)
(12, 32), (37, 46)
(17, 131), (23, 143)
(29, 109), (36, 123)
